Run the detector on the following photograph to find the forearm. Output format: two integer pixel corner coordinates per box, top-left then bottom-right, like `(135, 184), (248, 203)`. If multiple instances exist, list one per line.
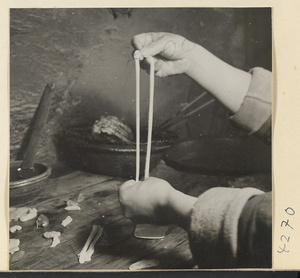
(186, 44), (252, 113)
(164, 188), (197, 231)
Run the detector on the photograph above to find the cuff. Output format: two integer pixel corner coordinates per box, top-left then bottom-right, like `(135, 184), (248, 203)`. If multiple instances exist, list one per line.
(188, 187), (264, 268)
(230, 67), (272, 135)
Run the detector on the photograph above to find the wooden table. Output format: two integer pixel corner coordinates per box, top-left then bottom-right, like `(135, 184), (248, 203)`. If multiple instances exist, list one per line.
(9, 163), (196, 270)
(9, 161), (271, 271)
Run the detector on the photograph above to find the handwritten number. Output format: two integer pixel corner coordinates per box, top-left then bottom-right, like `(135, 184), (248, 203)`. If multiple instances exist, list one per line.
(285, 207), (295, 216)
(277, 244), (289, 253)
(278, 207), (294, 254)
(281, 219), (293, 229)
(280, 235), (290, 242)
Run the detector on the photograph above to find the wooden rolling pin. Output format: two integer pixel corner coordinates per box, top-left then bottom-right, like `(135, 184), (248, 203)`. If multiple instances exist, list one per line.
(18, 83), (55, 178)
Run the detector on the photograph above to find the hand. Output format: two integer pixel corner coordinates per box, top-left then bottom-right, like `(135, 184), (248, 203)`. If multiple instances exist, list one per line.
(133, 32), (196, 77)
(118, 177), (173, 225)
(118, 177), (197, 229)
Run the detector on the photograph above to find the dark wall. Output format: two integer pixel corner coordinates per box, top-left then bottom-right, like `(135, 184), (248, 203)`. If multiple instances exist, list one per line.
(10, 8), (271, 166)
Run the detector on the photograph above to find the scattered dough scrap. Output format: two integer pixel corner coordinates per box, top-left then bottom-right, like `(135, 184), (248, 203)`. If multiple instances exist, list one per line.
(43, 231), (61, 239)
(65, 205), (81, 211)
(67, 192), (85, 206)
(19, 208), (38, 222)
(61, 216), (73, 227)
(9, 239), (20, 255)
(129, 259), (160, 270)
(43, 231), (61, 248)
(10, 225), (22, 233)
(9, 207), (30, 221)
(51, 236), (60, 247)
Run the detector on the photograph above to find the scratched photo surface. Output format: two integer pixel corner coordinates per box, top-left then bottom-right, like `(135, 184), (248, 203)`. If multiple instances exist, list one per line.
(9, 8), (272, 270)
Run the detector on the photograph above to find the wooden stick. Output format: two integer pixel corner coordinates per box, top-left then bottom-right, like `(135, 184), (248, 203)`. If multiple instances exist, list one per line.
(158, 92), (207, 130)
(184, 98), (215, 117)
(144, 57), (155, 179)
(135, 58), (140, 182)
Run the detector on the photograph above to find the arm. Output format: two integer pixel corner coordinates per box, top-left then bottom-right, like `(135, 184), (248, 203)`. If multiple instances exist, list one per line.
(118, 178), (271, 268)
(188, 187), (271, 268)
(134, 32), (272, 141)
(133, 32), (251, 113)
(185, 43), (251, 113)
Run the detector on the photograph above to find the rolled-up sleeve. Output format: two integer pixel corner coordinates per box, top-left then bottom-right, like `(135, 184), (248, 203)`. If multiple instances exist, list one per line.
(230, 67), (272, 143)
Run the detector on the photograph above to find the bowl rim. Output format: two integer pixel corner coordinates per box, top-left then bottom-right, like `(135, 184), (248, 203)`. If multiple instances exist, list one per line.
(10, 160), (52, 188)
(78, 141), (173, 153)
(64, 125), (177, 153)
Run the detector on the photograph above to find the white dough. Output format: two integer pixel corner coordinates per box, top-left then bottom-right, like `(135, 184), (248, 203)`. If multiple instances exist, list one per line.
(10, 225), (22, 233)
(19, 208), (38, 222)
(61, 216), (73, 227)
(129, 259), (160, 270)
(64, 205), (81, 211)
(9, 238), (20, 255)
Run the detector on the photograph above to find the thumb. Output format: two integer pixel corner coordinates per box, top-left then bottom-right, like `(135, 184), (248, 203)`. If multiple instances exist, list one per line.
(120, 179), (136, 190)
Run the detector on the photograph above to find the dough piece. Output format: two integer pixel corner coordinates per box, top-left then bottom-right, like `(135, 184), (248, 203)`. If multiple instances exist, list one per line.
(51, 236), (60, 247)
(9, 239), (20, 255)
(10, 225), (22, 233)
(129, 259), (160, 270)
(61, 216), (73, 227)
(43, 231), (61, 248)
(66, 192), (85, 207)
(19, 208), (38, 222)
(43, 231), (61, 239)
(64, 205), (81, 211)
(9, 207), (30, 221)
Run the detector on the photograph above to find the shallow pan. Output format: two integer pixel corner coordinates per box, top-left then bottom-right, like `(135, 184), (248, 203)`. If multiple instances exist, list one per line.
(163, 136), (271, 176)
(61, 126), (177, 179)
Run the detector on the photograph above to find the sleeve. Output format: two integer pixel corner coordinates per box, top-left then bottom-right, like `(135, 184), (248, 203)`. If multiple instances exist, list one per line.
(237, 191), (272, 268)
(188, 187), (266, 268)
(187, 68), (272, 268)
(230, 67), (272, 143)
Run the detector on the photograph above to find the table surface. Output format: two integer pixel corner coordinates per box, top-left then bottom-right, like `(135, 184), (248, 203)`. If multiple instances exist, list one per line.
(9, 161), (271, 271)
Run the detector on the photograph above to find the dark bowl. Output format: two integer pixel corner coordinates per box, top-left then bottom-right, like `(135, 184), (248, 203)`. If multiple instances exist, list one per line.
(10, 160), (52, 198)
(61, 126), (177, 179)
(164, 136), (271, 176)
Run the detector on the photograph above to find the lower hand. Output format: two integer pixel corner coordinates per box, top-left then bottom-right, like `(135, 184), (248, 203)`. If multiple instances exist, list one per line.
(118, 177), (173, 225)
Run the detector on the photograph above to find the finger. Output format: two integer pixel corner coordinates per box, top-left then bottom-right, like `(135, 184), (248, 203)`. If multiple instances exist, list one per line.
(154, 60), (163, 72)
(133, 50), (144, 60)
(133, 32), (167, 49)
(134, 35), (176, 61)
(156, 60), (186, 78)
